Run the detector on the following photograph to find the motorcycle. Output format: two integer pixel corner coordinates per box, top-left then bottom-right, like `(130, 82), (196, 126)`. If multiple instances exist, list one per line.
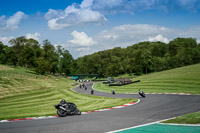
(139, 90), (145, 98)
(54, 99), (81, 117)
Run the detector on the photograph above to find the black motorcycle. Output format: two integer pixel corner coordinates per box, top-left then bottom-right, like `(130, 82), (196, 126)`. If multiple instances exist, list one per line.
(54, 99), (81, 117)
(139, 90), (145, 98)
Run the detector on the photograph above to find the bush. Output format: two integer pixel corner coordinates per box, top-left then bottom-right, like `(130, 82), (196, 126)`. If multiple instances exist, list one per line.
(134, 72), (142, 76)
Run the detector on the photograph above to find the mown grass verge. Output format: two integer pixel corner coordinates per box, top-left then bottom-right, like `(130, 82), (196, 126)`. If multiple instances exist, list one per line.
(0, 65), (135, 120)
(162, 112), (200, 124)
(93, 64), (200, 125)
(93, 64), (200, 94)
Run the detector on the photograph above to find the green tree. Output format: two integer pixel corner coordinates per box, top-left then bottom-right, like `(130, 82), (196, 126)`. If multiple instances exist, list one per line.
(150, 41), (168, 57)
(59, 50), (74, 75)
(141, 49), (153, 74)
(35, 57), (49, 74)
(42, 40), (58, 74)
(5, 47), (17, 65)
(0, 41), (7, 64)
(22, 43), (35, 68)
(168, 38), (198, 67)
(9, 36), (27, 66)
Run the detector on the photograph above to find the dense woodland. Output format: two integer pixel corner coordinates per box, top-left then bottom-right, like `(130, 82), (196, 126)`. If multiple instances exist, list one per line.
(75, 38), (200, 76)
(0, 37), (200, 77)
(0, 37), (74, 75)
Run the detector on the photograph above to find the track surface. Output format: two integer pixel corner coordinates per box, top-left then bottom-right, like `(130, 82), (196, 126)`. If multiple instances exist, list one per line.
(0, 82), (200, 133)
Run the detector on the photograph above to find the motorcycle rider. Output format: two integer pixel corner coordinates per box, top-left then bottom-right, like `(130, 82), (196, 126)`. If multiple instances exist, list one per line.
(139, 89), (145, 98)
(139, 89), (143, 94)
(55, 99), (81, 117)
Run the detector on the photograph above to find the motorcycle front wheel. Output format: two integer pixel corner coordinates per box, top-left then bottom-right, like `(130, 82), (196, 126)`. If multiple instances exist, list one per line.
(57, 109), (68, 117)
(75, 109), (81, 115)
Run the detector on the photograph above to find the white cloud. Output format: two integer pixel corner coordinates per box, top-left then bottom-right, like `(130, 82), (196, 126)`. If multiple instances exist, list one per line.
(45, 0), (106, 30)
(6, 11), (26, 30)
(92, 0), (200, 14)
(90, 24), (200, 55)
(94, 24), (173, 49)
(148, 34), (169, 43)
(68, 30), (95, 46)
(81, 0), (93, 8)
(25, 32), (40, 41)
(0, 11), (27, 33)
(0, 16), (6, 25)
(0, 36), (15, 45)
(92, 0), (131, 14)
(176, 0), (200, 12)
(77, 47), (90, 52)
(44, 0), (200, 30)
(57, 24), (200, 58)
(75, 47), (96, 57)
(54, 30), (96, 57)
(47, 19), (71, 30)
(44, 9), (65, 20)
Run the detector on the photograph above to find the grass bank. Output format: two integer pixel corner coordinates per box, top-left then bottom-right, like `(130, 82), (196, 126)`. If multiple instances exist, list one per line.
(0, 65), (135, 120)
(94, 64), (200, 94)
(162, 112), (200, 124)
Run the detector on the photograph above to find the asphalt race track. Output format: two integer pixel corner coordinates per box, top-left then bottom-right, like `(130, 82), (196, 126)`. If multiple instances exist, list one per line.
(0, 82), (200, 133)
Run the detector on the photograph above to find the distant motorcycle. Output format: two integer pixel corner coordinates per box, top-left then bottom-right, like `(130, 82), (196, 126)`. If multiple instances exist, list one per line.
(139, 90), (145, 98)
(54, 99), (81, 117)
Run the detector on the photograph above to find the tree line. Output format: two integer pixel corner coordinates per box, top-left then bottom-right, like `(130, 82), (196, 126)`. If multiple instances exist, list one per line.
(0, 37), (200, 76)
(74, 38), (200, 76)
(0, 37), (74, 75)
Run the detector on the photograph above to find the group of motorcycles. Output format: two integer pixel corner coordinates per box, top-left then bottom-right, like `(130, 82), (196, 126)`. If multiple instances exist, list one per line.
(54, 86), (145, 117)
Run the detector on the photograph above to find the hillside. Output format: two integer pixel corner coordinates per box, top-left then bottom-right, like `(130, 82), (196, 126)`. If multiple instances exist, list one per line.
(0, 65), (134, 120)
(94, 64), (200, 94)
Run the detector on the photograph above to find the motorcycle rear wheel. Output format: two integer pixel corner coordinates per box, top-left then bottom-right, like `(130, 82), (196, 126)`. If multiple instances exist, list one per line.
(57, 109), (68, 117)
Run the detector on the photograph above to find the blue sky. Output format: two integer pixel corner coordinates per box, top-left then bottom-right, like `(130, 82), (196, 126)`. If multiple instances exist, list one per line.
(0, 0), (200, 58)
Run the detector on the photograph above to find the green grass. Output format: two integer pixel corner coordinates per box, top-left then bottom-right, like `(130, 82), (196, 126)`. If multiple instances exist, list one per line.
(0, 65), (135, 120)
(94, 64), (200, 94)
(93, 64), (200, 125)
(162, 112), (200, 124)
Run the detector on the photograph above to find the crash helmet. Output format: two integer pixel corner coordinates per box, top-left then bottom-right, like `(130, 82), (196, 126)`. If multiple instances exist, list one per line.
(60, 99), (67, 104)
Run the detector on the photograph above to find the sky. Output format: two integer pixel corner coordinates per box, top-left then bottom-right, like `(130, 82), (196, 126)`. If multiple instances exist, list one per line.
(0, 0), (200, 58)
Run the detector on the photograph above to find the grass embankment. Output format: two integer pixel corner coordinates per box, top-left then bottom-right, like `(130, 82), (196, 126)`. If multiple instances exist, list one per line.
(94, 64), (200, 124)
(162, 112), (200, 124)
(0, 65), (135, 120)
(94, 64), (200, 94)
